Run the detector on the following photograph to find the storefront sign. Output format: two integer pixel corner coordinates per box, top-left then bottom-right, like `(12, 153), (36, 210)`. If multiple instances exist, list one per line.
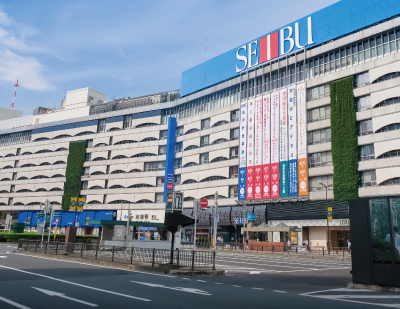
(254, 96), (263, 199)
(271, 91), (280, 198)
(246, 98), (256, 199)
(340, 219), (350, 226)
(239, 101), (248, 200)
(163, 117), (177, 203)
(279, 89), (288, 197)
(288, 86), (298, 196)
(262, 93), (271, 199)
(297, 83), (308, 196)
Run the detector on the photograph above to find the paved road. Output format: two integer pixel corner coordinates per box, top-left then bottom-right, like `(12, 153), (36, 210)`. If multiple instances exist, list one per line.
(0, 244), (399, 308)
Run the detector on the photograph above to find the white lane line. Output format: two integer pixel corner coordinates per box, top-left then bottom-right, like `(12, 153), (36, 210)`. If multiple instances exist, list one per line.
(217, 255), (349, 266)
(0, 264), (151, 302)
(274, 290), (287, 293)
(130, 281), (211, 296)
(214, 282), (223, 285)
(249, 271), (260, 274)
(0, 256), (7, 258)
(299, 288), (354, 296)
(252, 287), (264, 290)
(218, 259), (313, 269)
(197, 280), (207, 282)
(217, 253), (351, 263)
(132, 271), (175, 278)
(181, 278), (190, 280)
(232, 285), (241, 288)
(0, 295), (31, 309)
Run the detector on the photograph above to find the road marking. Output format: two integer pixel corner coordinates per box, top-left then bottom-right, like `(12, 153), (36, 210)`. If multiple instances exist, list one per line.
(0, 256), (7, 258)
(274, 290), (287, 293)
(0, 296), (31, 309)
(252, 287), (264, 290)
(0, 264), (151, 302)
(197, 280), (207, 282)
(232, 285), (241, 287)
(130, 281), (211, 295)
(249, 271), (260, 274)
(181, 278), (190, 280)
(214, 282), (223, 285)
(133, 271), (175, 278)
(32, 287), (98, 307)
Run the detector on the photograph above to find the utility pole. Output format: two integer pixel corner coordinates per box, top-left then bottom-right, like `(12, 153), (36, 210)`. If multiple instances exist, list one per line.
(193, 199), (199, 251)
(320, 183), (332, 251)
(213, 192), (218, 252)
(47, 203), (54, 243)
(125, 203), (131, 247)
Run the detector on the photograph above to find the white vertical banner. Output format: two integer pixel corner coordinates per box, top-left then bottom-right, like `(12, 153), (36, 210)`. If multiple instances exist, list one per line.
(279, 89), (288, 197)
(254, 95), (263, 199)
(262, 93), (271, 199)
(297, 83), (308, 196)
(246, 98), (256, 199)
(270, 91), (280, 198)
(238, 101), (248, 200)
(288, 86), (298, 196)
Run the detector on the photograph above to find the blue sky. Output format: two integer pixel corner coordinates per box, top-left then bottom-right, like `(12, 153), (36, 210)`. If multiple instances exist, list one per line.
(0, 0), (338, 116)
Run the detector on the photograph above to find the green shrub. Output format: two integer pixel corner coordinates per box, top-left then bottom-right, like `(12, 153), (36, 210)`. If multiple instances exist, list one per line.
(62, 140), (87, 211)
(330, 77), (359, 200)
(0, 232), (99, 243)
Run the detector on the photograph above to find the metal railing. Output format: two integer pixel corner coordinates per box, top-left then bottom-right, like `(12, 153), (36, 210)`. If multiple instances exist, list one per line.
(18, 240), (216, 270)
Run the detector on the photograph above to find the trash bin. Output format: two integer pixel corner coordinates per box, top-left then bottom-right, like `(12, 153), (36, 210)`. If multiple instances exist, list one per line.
(13, 223), (25, 233)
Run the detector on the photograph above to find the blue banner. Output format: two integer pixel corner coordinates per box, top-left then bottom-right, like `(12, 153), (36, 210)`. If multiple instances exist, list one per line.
(279, 161), (289, 197)
(289, 159), (298, 196)
(238, 167), (246, 200)
(163, 117), (176, 202)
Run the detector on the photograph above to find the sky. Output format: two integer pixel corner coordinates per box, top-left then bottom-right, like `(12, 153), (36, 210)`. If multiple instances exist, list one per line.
(0, 0), (338, 116)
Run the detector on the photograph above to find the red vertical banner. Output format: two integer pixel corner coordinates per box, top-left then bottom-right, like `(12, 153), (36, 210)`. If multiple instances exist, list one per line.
(271, 91), (280, 198)
(254, 96), (263, 199)
(246, 99), (255, 199)
(262, 94), (271, 199)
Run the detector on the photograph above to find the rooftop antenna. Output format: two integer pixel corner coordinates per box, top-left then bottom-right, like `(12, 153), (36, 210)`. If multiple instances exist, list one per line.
(205, 33), (207, 62)
(9, 79), (19, 110)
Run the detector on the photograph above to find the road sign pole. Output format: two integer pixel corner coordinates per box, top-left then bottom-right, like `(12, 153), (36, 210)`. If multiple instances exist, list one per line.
(193, 199), (198, 251)
(213, 192), (218, 252)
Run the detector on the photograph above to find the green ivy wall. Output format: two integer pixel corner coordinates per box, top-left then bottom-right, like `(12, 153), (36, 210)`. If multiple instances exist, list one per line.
(330, 76), (359, 200)
(61, 140), (87, 210)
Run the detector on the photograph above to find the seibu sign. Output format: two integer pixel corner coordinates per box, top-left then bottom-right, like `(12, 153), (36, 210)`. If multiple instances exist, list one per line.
(236, 17), (314, 73)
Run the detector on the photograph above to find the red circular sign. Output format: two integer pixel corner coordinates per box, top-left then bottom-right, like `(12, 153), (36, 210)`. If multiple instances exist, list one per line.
(55, 218), (59, 223)
(200, 198), (208, 208)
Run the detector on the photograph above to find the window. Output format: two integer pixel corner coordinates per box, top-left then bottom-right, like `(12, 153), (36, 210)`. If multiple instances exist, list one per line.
(141, 137), (158, 142)
(307, 105), (330, 123)
(374, 97), (400, 109)
(231, 110), (239, 122)
(230, 147), (239, 159)
(230, 128), (239, 140)
(310, 175), (333, 191)
(0, 130), (31, 147)
(358, 119), (373, 136)
(81, 181), (88, 190)
(174, 158), (182, 169)
(83, 167), (90, 175)
(306, 84), (330, 101)
(174, 174), (181, 185)
(381, 178), (400, 186)
(135, 123), (157, 128)
(97, 119), (106, 133)
(155, 193), (164, 203)
(185, 128), (199, 135)
(200, 135), (210, 147)
(355, 95), (372, 112)
(156, 176), (164, 187)
(123, 115), (132, 129)
(229, 165), (239, 178)
(354, 72), (370, 88)
(359, 144), (375, 161)
(308, 151), (333, 167)
(372, 72), (400, 84)
(212, 138), (228, 145)
(85, 153), (92, 161)
(160, 130), (168, 140)
(200, 153), (209, 164)
(376, 123), (400, 133)
(158, 145), (166, 155)
(377, 149), (400, 159)
(201, 118), (210, 130)
(175, 142), (182, 153)
(184, 145), (199, 151)
(176, 126), (183, 137)
(144, 161), (165, 171)
(308, 128), (331, 145)
(360, 170), (376, 187)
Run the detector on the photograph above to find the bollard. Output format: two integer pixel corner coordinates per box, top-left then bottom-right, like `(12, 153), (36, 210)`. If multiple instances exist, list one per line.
(25, 242), (28, 251)
(80, 244), (83, 258)
(152, 248), (155, 267)
(296, 247), (298, 253)
(191, 250), (195, 271)
(212, 251), (216, 271)
(323, 247), (324, 257)
(130, 247), (134, 264)
(112, 246), (115, 262)
(176, 249), (180, 270)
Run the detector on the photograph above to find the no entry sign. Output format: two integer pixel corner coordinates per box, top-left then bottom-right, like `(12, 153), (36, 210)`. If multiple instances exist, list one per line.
(55, 218), (59, 224)
(200, 198), (208, 208)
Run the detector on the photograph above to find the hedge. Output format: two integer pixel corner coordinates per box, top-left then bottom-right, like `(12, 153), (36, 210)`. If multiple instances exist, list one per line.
(0, 232), (99, 243)
(62, 140), (87, 210)
(330, 76), (359, 200)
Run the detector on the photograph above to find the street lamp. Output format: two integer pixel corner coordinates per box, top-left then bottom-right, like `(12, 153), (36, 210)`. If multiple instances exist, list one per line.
(320, 183), (333, 251)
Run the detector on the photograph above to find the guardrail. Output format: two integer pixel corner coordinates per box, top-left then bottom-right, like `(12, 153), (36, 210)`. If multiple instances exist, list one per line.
(17, 240), (216, 270)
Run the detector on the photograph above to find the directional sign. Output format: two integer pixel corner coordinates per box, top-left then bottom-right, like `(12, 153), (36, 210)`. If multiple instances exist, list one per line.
(130, 281), (211, 295)
(247, 213), (256, 221)
(32, 287), (98, 307)
(200, 198), (208, 208)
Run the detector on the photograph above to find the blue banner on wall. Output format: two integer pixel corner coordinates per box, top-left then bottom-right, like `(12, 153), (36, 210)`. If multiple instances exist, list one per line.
(163, 117), (177, 203)
(289, 159), (298, 196)
(279, 161), (289, 197)
(239, 167), (247, 200)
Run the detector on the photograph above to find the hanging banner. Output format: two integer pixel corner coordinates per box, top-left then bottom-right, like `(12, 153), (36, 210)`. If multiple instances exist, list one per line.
(279, 89), (288, 197)
(246, 98), (256, 200)
(288, 86), (298, 196)
(239, 101), (248, 200)
(297, 83), (308, 196)
(254, 95), (263, 199)
(271, 91), (280, 198)
(262, 93), (271, 199)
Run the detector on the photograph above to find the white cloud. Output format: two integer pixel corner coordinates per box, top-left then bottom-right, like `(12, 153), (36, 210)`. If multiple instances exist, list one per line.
(0, 9), (50, 91)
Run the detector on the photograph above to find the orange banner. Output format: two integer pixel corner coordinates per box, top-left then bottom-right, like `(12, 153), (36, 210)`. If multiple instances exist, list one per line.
(298, 158), (308, 195)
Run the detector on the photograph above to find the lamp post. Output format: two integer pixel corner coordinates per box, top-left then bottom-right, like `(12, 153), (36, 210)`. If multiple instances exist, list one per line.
(320, 183), (333, 252)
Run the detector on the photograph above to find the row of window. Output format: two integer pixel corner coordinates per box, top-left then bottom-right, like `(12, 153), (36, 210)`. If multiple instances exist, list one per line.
(308, 151), (332, 168)
(1, 174), (63, 181)
(307, 128), (331, 145)
(307, 105), (330, 123)
(0, 160), (66, 170)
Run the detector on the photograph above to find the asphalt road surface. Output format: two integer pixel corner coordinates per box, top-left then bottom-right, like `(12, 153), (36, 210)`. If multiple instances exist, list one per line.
(0, 244), (399, 309)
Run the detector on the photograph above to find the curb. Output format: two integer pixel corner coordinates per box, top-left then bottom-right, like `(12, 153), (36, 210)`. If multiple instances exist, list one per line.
(348, 282), (400, 293)
(14, 250), (225, 277)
